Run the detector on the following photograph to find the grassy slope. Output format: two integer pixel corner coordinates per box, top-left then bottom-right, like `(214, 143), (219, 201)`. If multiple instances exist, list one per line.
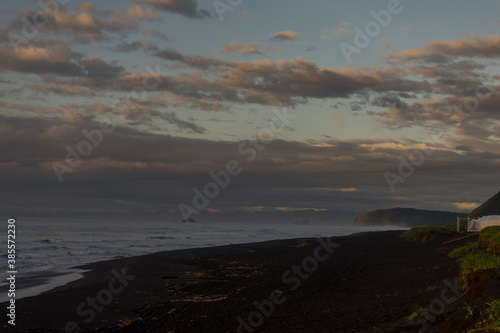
(354, 208), (467, 227)
(446, 226), (500, 332)
(399, 225), (500, 331)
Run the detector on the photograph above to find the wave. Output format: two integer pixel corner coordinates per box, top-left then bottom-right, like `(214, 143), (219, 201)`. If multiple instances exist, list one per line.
(146, 236), (177, 240)
(39, 238), (65, 244)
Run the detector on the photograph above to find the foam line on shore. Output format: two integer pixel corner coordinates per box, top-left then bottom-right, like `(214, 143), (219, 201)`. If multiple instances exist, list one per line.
(0, 268), (88, 303)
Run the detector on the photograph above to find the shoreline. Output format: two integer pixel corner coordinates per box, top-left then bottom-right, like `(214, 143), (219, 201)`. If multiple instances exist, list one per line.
(6, 226), (407, 303)
(0, 267), (88, 303)
(2, 229), (469, 332)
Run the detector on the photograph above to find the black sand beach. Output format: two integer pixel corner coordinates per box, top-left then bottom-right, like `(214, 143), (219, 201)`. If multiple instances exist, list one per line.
(2, 230), (477, 332)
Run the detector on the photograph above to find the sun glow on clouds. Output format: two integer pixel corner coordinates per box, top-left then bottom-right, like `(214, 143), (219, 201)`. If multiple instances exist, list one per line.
(452, 202), (480, 211)
(360, 142), (435, 151)
(15, 46), (67, 63)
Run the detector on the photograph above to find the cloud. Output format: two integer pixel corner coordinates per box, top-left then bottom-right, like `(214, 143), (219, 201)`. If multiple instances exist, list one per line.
(169, 95), (227, 111)
(54, 10), (101, 30)
(0, 43), (124, 78)
(378, 39), (394, 49)
(0, 45), (84, 76)
(5, 6), (164, 44)
(80, 57), (125, 79)
(9, 31), (498, 128)
(10, 8), (107, 43)
(108, 5), (162, 32)
(2, 113), (500, 217)
(123, 0), (209, 19)
(375, 87), (500, 131)
(153, 48), (226, 69)
(386, 35), (500, 64)
(0, 101), (71, 117)
(206, 59), (429, 105)
(320, 28), (354, 40)
(4, 3), (500, 221)
(163, 112), (206, 133)
(269, 30), (300, 41)
(108, 41), (159, 52)
(452, 202), (480, 211)
(54, 54), (431, 110)
(337, 188), (358, 192)
(372, 93), (409, 110)
(122, 5), (162, 19)
(29, 84), (95, 97)
(139, 26), (169, 40)
(217, 41), (278, 55)
(290, 42), (316, 51)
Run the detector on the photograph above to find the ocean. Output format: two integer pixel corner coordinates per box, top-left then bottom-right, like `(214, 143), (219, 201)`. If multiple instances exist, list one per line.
(0, 217), (405, 302)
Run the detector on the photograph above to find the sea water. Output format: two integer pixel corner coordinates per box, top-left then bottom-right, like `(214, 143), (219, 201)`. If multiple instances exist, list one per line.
(0, 217), (405, 301)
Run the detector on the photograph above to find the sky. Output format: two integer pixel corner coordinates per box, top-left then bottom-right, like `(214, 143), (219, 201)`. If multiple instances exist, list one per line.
(1, 0), (500, 222)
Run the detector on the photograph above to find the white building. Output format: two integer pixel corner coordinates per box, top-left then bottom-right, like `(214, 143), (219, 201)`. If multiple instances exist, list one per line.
(467, 215), (500, 232)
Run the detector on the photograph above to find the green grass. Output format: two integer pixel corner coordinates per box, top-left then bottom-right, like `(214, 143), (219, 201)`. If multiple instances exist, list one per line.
(425, 285), (440, 292)
(467, 300), (500, 332)
(481, 226), (500, 235)
(458, 228), (500, 331)
(401, 226), (453, 242)
(461, 252), (500, 273)
(479, 227), (500, 255)
(460, 252), (500, 287)
(409, 306), (424, 318)
(450, 242), (479, 258)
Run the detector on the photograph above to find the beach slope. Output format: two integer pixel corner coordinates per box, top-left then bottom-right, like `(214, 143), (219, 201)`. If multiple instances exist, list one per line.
(3, 230), (469, 332)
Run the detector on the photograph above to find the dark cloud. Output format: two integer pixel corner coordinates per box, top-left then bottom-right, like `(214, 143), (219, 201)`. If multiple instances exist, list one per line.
(153, 48), (184, 61)
(153, 48), (226, 70)
(108, 41), (159, 52)
(269, 30), (300, 41)
(372, 93), (409, 110)
(80, 57), (125, 79)
(1, 114), (499, 218)
(349, 102), (362, 111)
(163, 112), (206, 133)
(376, 87), (500, 132)
(290, 42), (316, 51)
(106, 57), (431, 108)
(4, 5), (500, 221)
(124, 0), (209, 19)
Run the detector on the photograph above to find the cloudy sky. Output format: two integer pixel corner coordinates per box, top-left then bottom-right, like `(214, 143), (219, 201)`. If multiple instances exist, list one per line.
(2, 0), (500, 222)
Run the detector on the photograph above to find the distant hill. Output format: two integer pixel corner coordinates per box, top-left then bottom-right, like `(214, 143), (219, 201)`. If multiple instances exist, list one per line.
(469, 190), (500, 218)
(353, 208), (467, 227)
